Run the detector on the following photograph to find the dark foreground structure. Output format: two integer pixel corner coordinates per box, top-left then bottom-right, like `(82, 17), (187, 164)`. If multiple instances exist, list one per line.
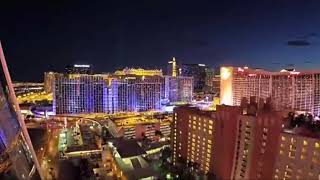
(0, 42), (43, 179)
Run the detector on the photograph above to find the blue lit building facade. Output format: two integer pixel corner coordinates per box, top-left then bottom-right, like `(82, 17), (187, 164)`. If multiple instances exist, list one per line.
(53, 74), (107, 114)
(0, 43), (42, 179)
(116, 75), (162, 112)
(53, 74), (162, 114)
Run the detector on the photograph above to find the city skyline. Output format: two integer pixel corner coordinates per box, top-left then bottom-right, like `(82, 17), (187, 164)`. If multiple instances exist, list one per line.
(2, 1), (320, 180)
(2, 1), (320, 81)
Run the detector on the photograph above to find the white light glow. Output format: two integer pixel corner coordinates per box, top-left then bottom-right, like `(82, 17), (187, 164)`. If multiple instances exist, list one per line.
(220, 67), (233, 105)
(74, 64), (90, 68)
(221, 67), (231, 80)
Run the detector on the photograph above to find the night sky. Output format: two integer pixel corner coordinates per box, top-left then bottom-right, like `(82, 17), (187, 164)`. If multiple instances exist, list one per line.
(1, 0), (320, 82)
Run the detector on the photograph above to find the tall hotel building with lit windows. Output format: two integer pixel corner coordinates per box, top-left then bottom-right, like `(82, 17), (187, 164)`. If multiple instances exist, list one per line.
(230, 97), (284, 180)
(273, 125), (320, 180)
(220, 66), (320, 116)
(0, 43), (43, 179)
(171, 106), (215, 174)
(212, 97), (285, 180)
(116, 75), (162, 112)
(53, 73), (162, 114)
(53, 74), (109, 114)
(44, 71), (56, 93)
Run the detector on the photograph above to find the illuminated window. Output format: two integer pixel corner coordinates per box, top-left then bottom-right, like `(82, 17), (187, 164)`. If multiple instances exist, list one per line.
(289, 151), (295, 158)
(281, 136), (286, 141)
(315, 142), (320, 148)
(301, 155), (305, 160)
(280, 150), (284, 155)
(192, 143), (195, 147)
(207, 144), (211, 149)
(263, 128), (268, 133)
(280, 143), (285, 148)
(209, 120), (213, 125)
(289, 145), (296, 151)
(193, 116), (197, 120)
(208, 140), (212, 144)
(303, 140), (308, 146)
(302, 148), (307, 153)
(209, 125), (213, 130)
(274, 175), (278, 179)
(209, 130), (212, 135)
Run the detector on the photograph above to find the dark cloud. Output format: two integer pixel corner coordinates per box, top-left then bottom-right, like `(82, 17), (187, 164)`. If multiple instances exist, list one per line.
(301, 32), (318, 39)
(287, 40), (311, 47)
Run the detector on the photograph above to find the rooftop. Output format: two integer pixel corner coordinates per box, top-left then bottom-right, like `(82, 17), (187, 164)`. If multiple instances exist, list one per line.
(111, 139), (146, 158)
(283, 124), (320, 139)
(228, 66), (320, 76)
(174, 105), (214, 117)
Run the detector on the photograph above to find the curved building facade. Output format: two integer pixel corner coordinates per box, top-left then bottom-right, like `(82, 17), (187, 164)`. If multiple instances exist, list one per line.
(0, 43), (42, 179)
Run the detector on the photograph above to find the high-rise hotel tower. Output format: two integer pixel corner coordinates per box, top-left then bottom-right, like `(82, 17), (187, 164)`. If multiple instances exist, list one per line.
(220, 66), (320, 116)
